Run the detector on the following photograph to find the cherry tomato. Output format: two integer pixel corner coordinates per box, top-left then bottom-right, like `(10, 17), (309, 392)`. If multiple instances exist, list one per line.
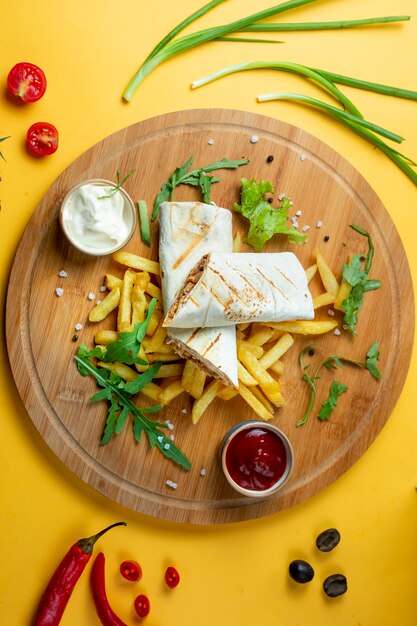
(120, 560), (142, 582)
(7, 62), (47, 103)
(165, 566), (180, 588)
(134, 594), (150, 618)
(26, 122), (59, 156)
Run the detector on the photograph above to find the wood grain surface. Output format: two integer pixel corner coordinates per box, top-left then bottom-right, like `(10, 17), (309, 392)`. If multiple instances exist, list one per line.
(5, 109), (414, 524)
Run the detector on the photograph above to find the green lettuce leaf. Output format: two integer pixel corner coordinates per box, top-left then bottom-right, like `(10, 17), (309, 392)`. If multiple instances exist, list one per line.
(233, 178), (307, 251)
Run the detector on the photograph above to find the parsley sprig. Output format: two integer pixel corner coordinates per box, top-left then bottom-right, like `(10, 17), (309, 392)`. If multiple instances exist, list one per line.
(340, 224), (381, 334)
(151, 156), (249, 221)
(297, 342), (382, 427)
(75, 298), (191, 470)
(99, 168), (137, 200)
(0, 136), (11, 161)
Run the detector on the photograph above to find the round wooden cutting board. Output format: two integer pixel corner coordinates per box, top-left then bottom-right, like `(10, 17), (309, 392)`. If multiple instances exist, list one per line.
(6, 109), (414, 524)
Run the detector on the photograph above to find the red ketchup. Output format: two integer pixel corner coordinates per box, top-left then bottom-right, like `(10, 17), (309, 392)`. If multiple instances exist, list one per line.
(225, 426), (288, 491)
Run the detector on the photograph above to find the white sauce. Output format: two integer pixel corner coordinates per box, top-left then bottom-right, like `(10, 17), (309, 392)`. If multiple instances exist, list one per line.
(63, 183), (132, 251)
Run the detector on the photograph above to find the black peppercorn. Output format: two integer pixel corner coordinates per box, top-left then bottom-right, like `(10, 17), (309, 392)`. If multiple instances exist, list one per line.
(72, 334), (79, 342)
(266, 155), (274, 163)
(324, 235), (330, 242)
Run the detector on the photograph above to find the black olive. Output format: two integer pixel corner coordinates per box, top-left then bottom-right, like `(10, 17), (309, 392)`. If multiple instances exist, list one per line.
(289, 559), (314, 584)
(323, 573), (347, 597)
(316, 528), (341, 552)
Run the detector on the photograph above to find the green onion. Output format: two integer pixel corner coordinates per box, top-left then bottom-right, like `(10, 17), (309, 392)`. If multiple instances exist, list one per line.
(138, 200), (151, 246)
(241, 15), (410, 31)
(216, 36), (284, 43)
(257, 91), (417, 186)
(123, 0), (320, 101)
(257, 92), (404, 143)
(312, 68), (417, 101)
(192, 61), (363, 118)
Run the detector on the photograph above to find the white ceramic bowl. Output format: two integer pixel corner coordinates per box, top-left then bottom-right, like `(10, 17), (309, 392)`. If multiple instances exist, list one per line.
(221, 421), (294, 497)
(59, 178), (137, 256)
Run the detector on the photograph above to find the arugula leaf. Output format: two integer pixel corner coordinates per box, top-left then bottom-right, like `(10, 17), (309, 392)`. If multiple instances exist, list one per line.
(75, 352), (191, 470)
(297, 342), (382, 426)
(101, 299), (156, 364)
(98, 168), (137, 200)
(233, 178), (307, 251)
(340, 224), (381, 334)
(151, 156), (249, 220)
(318, 380), (348, 421)
(124, 363), (162, 394)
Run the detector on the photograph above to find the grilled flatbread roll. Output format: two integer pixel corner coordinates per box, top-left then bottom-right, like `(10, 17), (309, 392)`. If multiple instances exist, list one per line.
(164, 252), (314, 328)
(159, 201), (238, 387)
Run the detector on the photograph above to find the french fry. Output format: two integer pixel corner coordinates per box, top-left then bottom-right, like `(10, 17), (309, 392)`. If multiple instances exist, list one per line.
(236, 340), (264, 359)
(247, 326), (275, 346)
(135, 345), (149, 373)
(154, 363), (184, 378)
(233, 230), (242, 252)
(334, 278), (352, 311)
(88, 287), (120, 322)
(191, 380), (223, 424)
(104, 274), (123, 290)
(159, 379), (184, 405)
(97, 361), (137, 382)
(188, 368), (207, 400)
(264, 320), (338, 335)
(237, 362), (258, 386)
(147, 352), (183, 363)
(316, 249), (339, 296)
(305, 263), (318, 283)
(238, 383), (274, 421)
(250, 386), (275, 415)
(131, 286), (147, 326)
(217, 387), (238, 401)
(135, 271), (150, 290)
(94, 330), (119, 345)
(268, 360), (284, 376)
(181, 360), (196, 393)
(237, 322), (251, 332)
(145, 310), (161, 337)
(152, 342), (176, 355)
(238, 345), (284, 407)
(259, 333), (294, 370)
(313, 292), (336, 310)
(142, 318), (167, 352)
(140, 382), (163, 401)
(113, 250), (160, 276)
(145, 282), (162, 301)
(117, 269), (136, 332)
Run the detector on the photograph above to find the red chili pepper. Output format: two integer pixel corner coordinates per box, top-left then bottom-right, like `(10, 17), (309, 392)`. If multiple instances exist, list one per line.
(120, 560), (142, 582)
(32, 522), (126, 626)
(165, 566), (180, 588)
(134, 594), (150, 618)
(91, 552), (128, 625)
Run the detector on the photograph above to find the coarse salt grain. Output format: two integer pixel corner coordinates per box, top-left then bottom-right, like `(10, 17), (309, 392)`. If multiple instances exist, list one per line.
(250, 135), (259, 143)
(181, 408), (187, 414)
(88, 292), (95, 300)
(157, 435), (164, 443)
(55, 287), (64, 297)
(334, 328), (341, 336)
(164, 443), (170, 450)
(100, 285), (107, 292)
(291, 216), (298, 223)
(200, 468), (206, 476)
(96, 300), (101, 305)
(167, 422), (175, 430)
(292, 221), (299, 228)
(278, 193), (286, 200)
(327, 309), (335, 317)
(295, 210), (302, 217)
(170, 434), (175, 441)
(75, 323), (83, 331)
(58, 270), (68, 278)
(166, 480), (177, 489)
(302, 225), (310, 232)
(300, 154), (306, 161)
(316, 220), (323, 228)
(207, 138), (215, 145)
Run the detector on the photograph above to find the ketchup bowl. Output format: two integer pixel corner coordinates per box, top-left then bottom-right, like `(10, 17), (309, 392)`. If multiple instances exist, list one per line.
(59, 178), (137, 256)
(221, 421), (294, 497)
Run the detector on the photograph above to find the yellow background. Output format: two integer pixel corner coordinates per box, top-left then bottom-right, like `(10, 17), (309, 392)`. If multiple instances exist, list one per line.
(1, 1), (417, 624)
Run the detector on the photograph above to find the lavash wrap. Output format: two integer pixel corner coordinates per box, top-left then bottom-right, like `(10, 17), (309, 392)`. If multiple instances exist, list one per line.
(164, 251), (314, 328)
(159, 201), (238, 387)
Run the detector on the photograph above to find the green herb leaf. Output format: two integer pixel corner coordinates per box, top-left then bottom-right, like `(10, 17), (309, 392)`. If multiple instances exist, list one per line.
(138, 200), (151, 246)
(74, 352), (191, 470)
(99, 168), (137, 200)
(233, 178), (306, 251)
(124, 363), (162, 395)
(340, 225), (381, 334)
(297, 343), (382, 426)
(151, 156), (249, 221)
(318, 380), (348, 421)
(102, 299), (156, 364)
